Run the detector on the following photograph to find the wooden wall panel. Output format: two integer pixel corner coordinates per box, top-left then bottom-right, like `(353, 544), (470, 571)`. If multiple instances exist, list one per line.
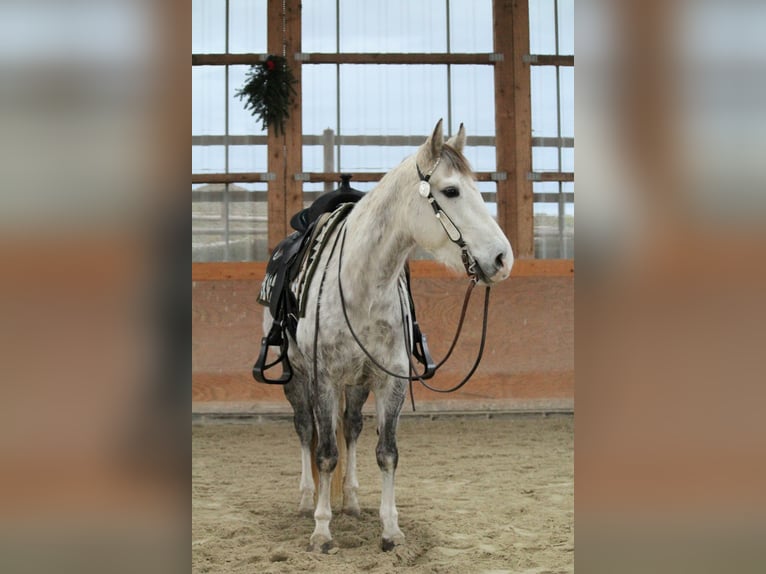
(192, 271), (573, 414)
(191, 259), (573, 281)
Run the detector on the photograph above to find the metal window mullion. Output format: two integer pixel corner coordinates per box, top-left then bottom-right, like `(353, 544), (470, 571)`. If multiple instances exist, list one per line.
(553, 0), (565, 252)
(446, 0), (452, 137)
(336, 65), (341, 171)
(554, 0), (560, 57)
(335, 0), (341, 172)
(556, 66), (564, 245)
(224, 0), (231, 260)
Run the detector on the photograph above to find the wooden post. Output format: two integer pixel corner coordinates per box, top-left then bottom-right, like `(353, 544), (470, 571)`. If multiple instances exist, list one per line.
(266, 0), (287, 252)
(511, 0), (533, 258)
(322, 128), (335, 193)
(266, 0), (303, 252)
(493, 0), (534, 258)
(284, 0), (303, 221)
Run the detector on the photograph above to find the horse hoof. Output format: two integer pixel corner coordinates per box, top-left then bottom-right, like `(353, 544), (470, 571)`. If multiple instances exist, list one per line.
(307, 539), (335, 554)
(381, 535), (404, 552)
(308, 531), (334, 554)
(343, 506), (362, 518)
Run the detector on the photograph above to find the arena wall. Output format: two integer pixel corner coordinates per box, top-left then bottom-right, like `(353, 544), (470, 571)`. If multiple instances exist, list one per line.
(192, 260), (573, 414)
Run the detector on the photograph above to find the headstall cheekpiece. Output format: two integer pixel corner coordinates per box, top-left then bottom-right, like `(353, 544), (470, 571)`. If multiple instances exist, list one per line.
(416, 158), (479, 282)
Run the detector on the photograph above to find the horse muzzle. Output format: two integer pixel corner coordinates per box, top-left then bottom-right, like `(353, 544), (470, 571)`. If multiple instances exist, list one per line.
(474, 248), (513, 285)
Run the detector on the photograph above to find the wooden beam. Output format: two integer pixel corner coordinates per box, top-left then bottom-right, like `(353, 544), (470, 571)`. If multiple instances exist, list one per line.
(191, 259), (574, 282)
(526, 55), (574, 67)
(193, 171), (504, 184)
(301, 53), (496, 65)
(512, 0), (534, 257)
(529, 171), (575, 182)
(301, 171), (500, 183)
(284, 0), (303, 228)
(266, 0), (287, 252)
(192, 134), (508, 146)
(193, 135), (269, 145)
(192, 172), (270, 184)
(493, 0), (517, 251)
(191, 189), (519, 203)
(192, 134), (575, 148)
(193, 53), (497, 66)
(193, 54), (265, 66)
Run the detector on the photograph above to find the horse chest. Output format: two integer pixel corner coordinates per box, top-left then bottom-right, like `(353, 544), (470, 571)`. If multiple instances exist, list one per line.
(329, 314), (401, 355)
(295, 306), (406, 381)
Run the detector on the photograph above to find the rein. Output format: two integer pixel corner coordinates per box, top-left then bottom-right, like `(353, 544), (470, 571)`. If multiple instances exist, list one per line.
(335, 225), (490, 387)
(324, 157), (493, 403)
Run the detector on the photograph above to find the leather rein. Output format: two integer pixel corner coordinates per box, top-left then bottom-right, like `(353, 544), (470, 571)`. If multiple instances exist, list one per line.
(321, 157), (493, 403)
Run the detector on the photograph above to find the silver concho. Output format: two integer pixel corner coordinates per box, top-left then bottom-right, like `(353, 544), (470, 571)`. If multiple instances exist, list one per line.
(418, 180), (430, 198)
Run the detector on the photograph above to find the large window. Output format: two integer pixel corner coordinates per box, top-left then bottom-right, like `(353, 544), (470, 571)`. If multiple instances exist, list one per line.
(192, 0), (574, 261)
(300, 0), (498, 221)
(192, 0), (269, 262)
(530, 0), (574, 258)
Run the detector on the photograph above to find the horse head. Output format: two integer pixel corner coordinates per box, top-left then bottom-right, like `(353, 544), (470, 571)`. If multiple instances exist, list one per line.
(410, 119), (513, 285)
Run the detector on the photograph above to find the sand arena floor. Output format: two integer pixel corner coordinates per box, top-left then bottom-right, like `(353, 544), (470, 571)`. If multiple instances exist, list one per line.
(193, 413), (573, 573)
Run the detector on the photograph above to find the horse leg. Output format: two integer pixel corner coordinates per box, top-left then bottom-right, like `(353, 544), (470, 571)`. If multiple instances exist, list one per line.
(309, 384), (339, 552)
(283, 378), (315, 515)
(343, 385), (370, 517)
(375, 379), (407, 551)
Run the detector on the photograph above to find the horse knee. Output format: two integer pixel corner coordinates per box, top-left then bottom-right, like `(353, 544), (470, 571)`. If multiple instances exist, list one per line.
(292, 411), (313, 445)
(376, 441), (398, 472)
(344, 410), (364, 444)
(316, 439), (338, 473)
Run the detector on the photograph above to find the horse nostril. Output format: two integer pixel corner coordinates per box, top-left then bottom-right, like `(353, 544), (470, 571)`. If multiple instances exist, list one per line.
(495, 252), (506, 270)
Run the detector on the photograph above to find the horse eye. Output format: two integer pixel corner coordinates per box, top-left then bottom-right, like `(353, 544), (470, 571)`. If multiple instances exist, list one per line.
(441, 186), (460, 198)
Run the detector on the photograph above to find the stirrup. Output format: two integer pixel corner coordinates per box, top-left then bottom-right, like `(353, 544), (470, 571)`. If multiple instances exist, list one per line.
(252, 322), (293, 384)
(411, 320), (436, 380)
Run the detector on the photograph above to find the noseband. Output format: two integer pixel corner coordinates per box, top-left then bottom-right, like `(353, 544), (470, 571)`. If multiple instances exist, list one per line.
(416, 160), (480, 281)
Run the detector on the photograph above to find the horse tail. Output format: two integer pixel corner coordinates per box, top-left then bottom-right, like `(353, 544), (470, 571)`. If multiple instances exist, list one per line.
(332, 392), (347, 508)
(310, 428), (318, 502)
(309, 391), (347, 510)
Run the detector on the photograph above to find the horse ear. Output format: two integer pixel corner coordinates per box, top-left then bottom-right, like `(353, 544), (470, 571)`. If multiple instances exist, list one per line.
(427, 118), (444, 159)
(446, 123), (466, 153)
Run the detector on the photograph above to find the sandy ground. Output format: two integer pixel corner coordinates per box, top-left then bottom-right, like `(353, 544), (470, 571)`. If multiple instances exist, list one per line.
(192, 414), (573, 573)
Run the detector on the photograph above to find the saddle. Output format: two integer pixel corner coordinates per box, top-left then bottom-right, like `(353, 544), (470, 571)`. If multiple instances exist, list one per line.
(252, 177), (435, 384)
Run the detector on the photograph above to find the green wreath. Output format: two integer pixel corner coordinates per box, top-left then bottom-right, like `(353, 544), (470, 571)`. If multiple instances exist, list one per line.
(236, 55), (297, 136)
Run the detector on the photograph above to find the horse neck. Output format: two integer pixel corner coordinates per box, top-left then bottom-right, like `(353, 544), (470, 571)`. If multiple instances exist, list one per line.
(339, 163), (418, 297)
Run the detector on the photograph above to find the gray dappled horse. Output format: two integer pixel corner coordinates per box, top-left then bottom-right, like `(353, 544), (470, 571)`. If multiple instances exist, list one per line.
(264, 120), (513, 552)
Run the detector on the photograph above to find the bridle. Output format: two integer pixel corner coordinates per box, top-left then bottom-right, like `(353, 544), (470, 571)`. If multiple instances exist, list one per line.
(416, 159), (481, 281)
(313, 155), (493, 407)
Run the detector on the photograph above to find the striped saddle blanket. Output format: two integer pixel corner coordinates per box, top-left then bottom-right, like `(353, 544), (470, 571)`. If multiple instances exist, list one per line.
(257, 202), (355, 338)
